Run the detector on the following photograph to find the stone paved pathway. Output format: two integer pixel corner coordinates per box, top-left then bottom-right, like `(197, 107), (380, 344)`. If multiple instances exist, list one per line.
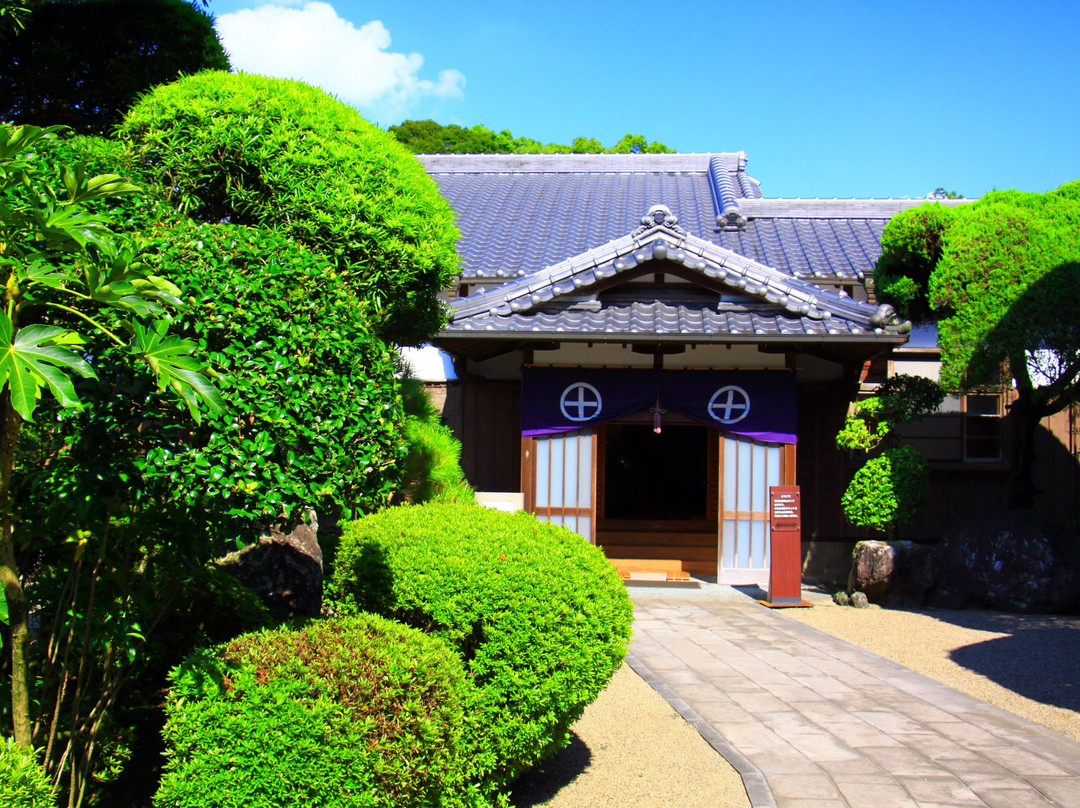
(629, 595), (1080, 808)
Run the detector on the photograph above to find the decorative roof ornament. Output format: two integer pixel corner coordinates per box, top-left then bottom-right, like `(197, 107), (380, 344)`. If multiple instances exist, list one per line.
(708, 155), (748, 231)
(869, 304), (899, 328)
(634, 204), (686, 237)
(718, 206), (749, 230)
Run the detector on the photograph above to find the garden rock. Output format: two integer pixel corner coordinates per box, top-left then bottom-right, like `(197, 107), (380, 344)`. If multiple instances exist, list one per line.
(849, 540), (936, 607)
(928, 510), (1080, 613)
(218, 510), (323, 619)
(849, 591), (869, 609)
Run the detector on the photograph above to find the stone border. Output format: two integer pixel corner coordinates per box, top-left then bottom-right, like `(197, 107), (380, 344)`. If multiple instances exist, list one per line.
(626, 652), (777, 808)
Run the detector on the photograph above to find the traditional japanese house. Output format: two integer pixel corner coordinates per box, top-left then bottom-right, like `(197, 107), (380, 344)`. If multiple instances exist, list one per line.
(417, 153), (1019, 583)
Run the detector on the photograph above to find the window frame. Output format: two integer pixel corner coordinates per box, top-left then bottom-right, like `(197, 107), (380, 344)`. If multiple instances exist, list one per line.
(961, 392), (1005, 464)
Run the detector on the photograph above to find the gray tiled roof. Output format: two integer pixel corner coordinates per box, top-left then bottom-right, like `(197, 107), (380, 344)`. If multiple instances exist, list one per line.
(439, 205), (902, 341)
(420, 153), (951, 284)
(450, 302), (881, 339)
(450, 212), (892, 326)
(421, 153), (963, 344)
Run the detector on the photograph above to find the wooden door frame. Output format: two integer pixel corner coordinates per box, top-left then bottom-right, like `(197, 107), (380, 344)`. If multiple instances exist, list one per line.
(521, 431), (598, 542)
(716, 435), (796, 581)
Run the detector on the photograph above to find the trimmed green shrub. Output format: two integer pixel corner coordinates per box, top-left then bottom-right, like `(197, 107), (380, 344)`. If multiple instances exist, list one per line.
(154, 614), (472, 808)
(331, 503), (633, 798)
(836, 376), (943, 539)
(874, 202), (954, 321)
(120, 72), (459, 344)
(0, 738), (56, 808)
(140, 221), (406, 522)
(841, 445), (929, 536)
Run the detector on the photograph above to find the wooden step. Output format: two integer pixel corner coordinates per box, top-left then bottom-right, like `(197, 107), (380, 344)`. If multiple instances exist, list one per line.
(609, 557), (692, 582)
(601, 544), (718, 562)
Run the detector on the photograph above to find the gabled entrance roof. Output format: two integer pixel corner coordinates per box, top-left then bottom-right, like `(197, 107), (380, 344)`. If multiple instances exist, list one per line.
(447, 204), (903, 340)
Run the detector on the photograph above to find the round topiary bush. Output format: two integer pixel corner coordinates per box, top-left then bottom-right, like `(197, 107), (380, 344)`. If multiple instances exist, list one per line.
(330, 503), (634, 799)
(153, 614), (471, 808)
(119, 71), (459, 345)
(841, 445), (929, 537)
(1, 739), (56, 808)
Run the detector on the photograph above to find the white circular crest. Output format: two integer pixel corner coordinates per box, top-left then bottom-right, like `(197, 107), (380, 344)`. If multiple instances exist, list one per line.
(560, 382), (603, 422)
(707, 385), (751, 424)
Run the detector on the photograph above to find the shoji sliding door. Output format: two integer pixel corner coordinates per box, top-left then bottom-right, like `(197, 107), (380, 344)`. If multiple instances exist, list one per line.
(718, 435), (783, 584)
(522, 430), (596, 542)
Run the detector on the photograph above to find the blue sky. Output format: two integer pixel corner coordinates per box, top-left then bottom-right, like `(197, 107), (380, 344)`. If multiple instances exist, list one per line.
(210, 0), (1079, 198)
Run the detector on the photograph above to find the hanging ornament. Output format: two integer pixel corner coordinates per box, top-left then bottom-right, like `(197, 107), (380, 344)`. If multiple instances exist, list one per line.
(650, 397), (666, 434)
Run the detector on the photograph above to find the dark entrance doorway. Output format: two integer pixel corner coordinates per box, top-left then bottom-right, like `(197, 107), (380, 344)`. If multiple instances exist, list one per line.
(603, 423), (708, 520)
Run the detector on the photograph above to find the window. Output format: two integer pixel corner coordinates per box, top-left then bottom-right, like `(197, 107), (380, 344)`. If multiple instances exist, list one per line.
(896, 392), (1005, 465)
(963, 394), (1003, 462)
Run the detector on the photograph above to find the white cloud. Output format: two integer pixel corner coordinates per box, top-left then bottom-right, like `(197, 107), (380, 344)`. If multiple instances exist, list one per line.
(215, 2), (464, 123)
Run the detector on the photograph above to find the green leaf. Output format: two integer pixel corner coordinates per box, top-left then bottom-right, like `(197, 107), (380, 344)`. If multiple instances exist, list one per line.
(40, 202), (115, 251)
(20, 257), (73, 290)
(0, 586), (7, 625)
(79, 173), (140, 202)
(86, 248), (182, 315)
(61, 162), (140, 204)
(0, 310), (96, 421)
(130, 319), (224, 423)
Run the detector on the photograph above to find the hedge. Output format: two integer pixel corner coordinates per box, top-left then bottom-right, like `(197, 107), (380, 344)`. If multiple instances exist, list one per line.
(331, 504), (633, 798)
(154, 614), (473, 808)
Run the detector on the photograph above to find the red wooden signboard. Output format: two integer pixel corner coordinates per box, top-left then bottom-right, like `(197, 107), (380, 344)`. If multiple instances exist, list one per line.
(768, 486), (802, 605)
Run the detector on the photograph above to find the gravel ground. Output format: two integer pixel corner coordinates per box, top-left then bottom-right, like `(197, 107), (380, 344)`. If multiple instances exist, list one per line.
(511, 590), (1080, 808)
(510, 663), (751, 808)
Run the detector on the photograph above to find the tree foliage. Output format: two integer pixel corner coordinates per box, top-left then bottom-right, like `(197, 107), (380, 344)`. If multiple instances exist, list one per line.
(0, 0), (31, 34)
(120, 73), (460, 345)
(874, 202), (953, 321)
(2, 69), (465, 802)
(397, 373), (473, 505)
(390, 119), (673, 155)
(1, 736), (55, 808)
(5, 142), (406, 801)
(927, 187), (1080, 401)
(0, 0), (229, 135)
(0, 122), (220, 779)
(22, 220), (406, 550)
(876, 182), (1080, 507)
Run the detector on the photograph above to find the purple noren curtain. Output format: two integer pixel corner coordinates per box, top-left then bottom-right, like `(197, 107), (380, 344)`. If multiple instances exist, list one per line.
(520, 367), (797, 444)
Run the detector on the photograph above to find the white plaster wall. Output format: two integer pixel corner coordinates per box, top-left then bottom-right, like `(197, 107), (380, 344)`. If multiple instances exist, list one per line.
(399, 345), (457, 381)
(532, 342), (785, 369)
(533, 343), (651, 367)
(469, 350), (525, 379)
(793, 353), (845, 383)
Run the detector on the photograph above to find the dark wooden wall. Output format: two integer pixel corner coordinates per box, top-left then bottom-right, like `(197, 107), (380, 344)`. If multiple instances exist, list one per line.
(797, 382), (870, 543)
(440, 378), (521, 493)
(799, 387), (1080, 545)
